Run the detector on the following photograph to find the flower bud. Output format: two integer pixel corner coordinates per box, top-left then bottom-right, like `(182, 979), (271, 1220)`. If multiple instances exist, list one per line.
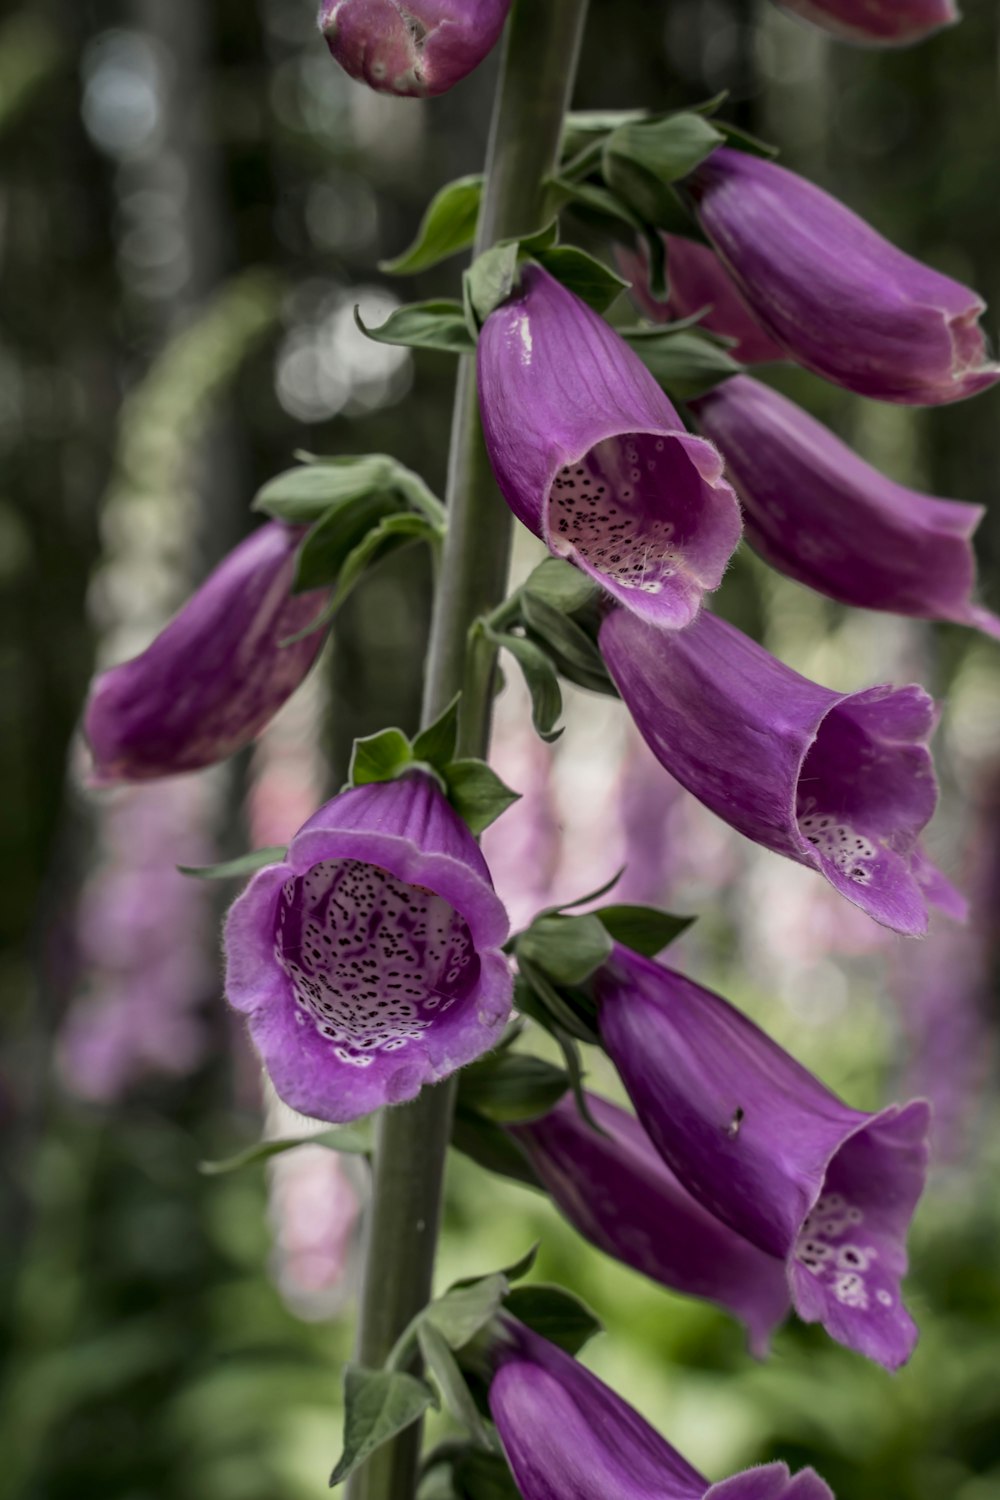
(318, 0), (511, 97)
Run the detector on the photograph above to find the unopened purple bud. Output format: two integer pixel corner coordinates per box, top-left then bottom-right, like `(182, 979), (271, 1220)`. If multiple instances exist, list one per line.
(770, 0), (958, 46)
(690, 148), (999, 405)
(600, 607), (952, 936)
(693, 376), (1000, 639)
(84, 522), (327, 785)
(488, 1318), (835, 1500)
(318, 0), (510, 98)
(478, 265), (742, 632)
(510, 1092), (791, 1356)
(224, 772), (512, 1122)
(596, 947), (931, 1370)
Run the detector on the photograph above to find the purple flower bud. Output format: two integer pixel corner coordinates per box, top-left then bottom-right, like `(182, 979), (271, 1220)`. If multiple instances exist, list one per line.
(488, 1318), (835, 1500)
(617, 234), (787, 366)
(84, 522), (327, 785)
(770, 0), (958, 46)
(510, 1092), (791, 1356)
(600, 607), (951, 936)
(224, 772), (512, 1122)
(596, 948), (931, 1370)
(693, 376), (1000, 639)
(690, 148), (999, 405)
(478, 265), (742, 631)
(318, 0), (511, 97)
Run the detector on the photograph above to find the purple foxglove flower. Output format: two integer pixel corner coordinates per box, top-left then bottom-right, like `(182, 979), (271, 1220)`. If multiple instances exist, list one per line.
(477, 264), (742, 631)
(600, 606), (951, 936)
(488, 1318), (834, 1500)
(84, 522), (327, 785)
(617, 235), (787, 366)
(689, 148), (999, 405)
(596, 947), (931, 1370)
(224, 772), (512, 1122)
(770, 0), (957, 46)
(510, 1092), (790, 1356)
(318, 0), (511, 98)
(692, 376), (1000, 639)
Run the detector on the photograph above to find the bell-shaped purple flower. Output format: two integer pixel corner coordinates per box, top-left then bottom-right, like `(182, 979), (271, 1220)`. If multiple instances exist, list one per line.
(477, 265), (742, 631)
(770, 0), (958, 46)
(596, 947), (931, 1371)
(600, 606), (951, 936)
(488, 1318), (835, 1500)
(689, 148), (999, 405)
(693, 376), (1000, 638)
(224, 772), (512, 1122)
(85, 522), (327, 785)
(318, 0), (511, 98)
(510, 1092), (791, 1356)
(618, 234), (787, 366)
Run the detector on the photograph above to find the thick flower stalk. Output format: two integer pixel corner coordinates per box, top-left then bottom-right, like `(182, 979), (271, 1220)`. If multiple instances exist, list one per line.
(618, 234), (786, 366)
(510, 1092), (791, 1355)
(595, 947), (931, 1370)
(693, 376), (1000, 638)
(224, 772), (512, 1122)
(318, 0), (511, 97)
(769, 0), (958, 46)
(487, 1317), (835, 1499)
(688, 148), (999, 404)
(600, 606), (956, 936)
(477, 264), (742, 630)
(84, 521), (327, 784)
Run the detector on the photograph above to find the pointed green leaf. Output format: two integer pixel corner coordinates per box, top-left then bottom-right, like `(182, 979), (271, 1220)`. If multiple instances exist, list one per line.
(522, 557), (598, 615)
(443, 760), (520, 836)
(519, 592), (610, 687)
(603, 114), (724, 228)
(418, 1323), (494, 1449)
(356, 299), (476, 355)
(412, 694), (462, 770)
(486, 628), (563, 743)
(593, 904), (695, 957)
(503, 1284), (603, 1356)
(532, 245), (628, 313)
(178, 846), (286, 880)
(514, 961), (599, 1048)
(464, 241), (520, 328)
(424, 1273), (510, 1350)
(457, 1052), (570, 1124)
(253, 455), (398, 522)
(381, 175), (483, 275)
(293, 490), (401, 592)
(199, 1122), (374, 1176)
(714, 119), (778, 158)
(517, 913), (612, 987)
(349, 727), (414, 787)
(624, 326), (743, 399)
(330, 1367), (437, 1488)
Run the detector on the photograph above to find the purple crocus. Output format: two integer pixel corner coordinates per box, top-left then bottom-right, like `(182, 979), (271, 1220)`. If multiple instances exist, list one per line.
(693, 376), (1000, 638)
(318, 0), (511, 97)
(224, 772), (512, 1122)
(689, 148), (999, 405)
(599, 606), (951, 936)
(770, 0), (958, 46)
(596, 948), (931, 1370)
(617, 234), (787, 366)
(477, 264), (742, 631)
(510, 1092), (791, 1356)
(488, 1318), (835, 1500)
(85, 522), (327, 785)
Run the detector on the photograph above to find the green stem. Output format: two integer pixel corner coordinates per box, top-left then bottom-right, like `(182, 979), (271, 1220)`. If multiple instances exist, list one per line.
(345, 4), (590, 1497)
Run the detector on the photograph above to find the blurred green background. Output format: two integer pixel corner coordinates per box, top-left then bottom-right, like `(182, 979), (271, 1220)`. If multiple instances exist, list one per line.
(1, 2), (999, 1497)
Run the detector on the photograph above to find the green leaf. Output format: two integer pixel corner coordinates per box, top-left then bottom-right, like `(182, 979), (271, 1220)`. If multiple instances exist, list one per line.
(485, 628), (563, 743)
(593, 904), (695, 957)
(514, 963), (599, 1048)
(623, 327), (743, 399)
(464, 241), (520, 328)
(451, 1108), (544, 1192)
(418, 1323), (493, 1449)
(458, 1053), (570, 1124)
(517, 914), (613, 987)
(349, 727), (414, 787)
(356, 299), (476, 355)
(453, 1451), (521, 1500)
(424, 1274), (510, 1350)
(253, 455), (398, 522)
(412, 694), (461, 770)
(330, 1367), (437, 1487)
(392, 466), (448, 528)
(519, 592), (612, 691)
(443, 760), (521, 836)
(603, 114), (723, 229)
(325, 511), (441, 618)
(714, 119), (779, 158)
(503, 1284), (603, 1356)
(522, 557), (598, 615)
(552, 1024), (604, 1133)
(293, 490), (401, 593)
(381, 175), (483, 275)
(177, 846), (286, 881)
(531, 245), (628, 313)
(199, 1122), (374, 1176)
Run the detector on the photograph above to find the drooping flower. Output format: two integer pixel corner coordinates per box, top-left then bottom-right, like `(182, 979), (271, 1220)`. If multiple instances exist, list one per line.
(692, 376), (1000, 638)
(599, 606), (953, 936)
(617, 234), (787, 366)
(318, 0), (511, 98)
(224, 772), (512, 1122)
(510, 1092), (790, 1356)
(688, 148), (999, 405)
(488, 1317), (835, 1500)
(596, 947), (931, 1370)
(769, 0), (958, 47)
(84, 522), (327, 785)
(477, 264), (742, 631)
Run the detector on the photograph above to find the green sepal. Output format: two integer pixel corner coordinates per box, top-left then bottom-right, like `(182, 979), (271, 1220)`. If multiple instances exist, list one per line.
(442, 759), (521, 836)
(514, 962), (599, 1048)
(451, 1107), (544, 1192)
(457, 1051), (570, 1123)
(349, 727), (416, 787)
(714, 118), (779, 158)
(592, 903), (695, 957)
(356, 299), (476, 355)
(452, 1451), (521, 1500)
(199, 1122), (373, 1176)
(293, 489), (401, 593)
(177, 846), (286, 881)
(623, 325), (743, 399)
(522, 556), (599, 614)
(290, 511), (443, 641)
(483, 625), (563, 743)
(602, 113), (724, 228)
(253, 454), (398, 522)
(464, 241), (521, 328)
(418, 1323), (494, 1451)
(531, 244), (628, 312)
(330, 1367), (438, 1488)
(519, 591), (616, 697)
(502, 1284), (603, 1356)
(516, 913), (612, 987)
(412, 694), (461, 768)
(380, 174), (484, 275)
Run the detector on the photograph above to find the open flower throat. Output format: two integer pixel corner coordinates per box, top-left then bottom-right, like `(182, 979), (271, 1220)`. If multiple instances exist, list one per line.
(274, 858), (480, 1069)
